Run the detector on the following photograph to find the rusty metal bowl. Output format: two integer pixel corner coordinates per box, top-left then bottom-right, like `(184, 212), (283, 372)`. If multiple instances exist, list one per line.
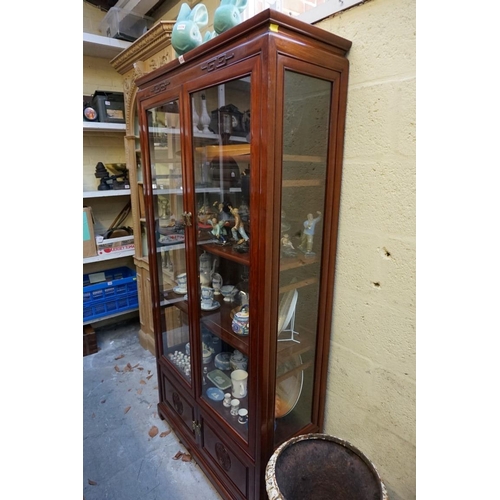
(265, 433), (388, 500)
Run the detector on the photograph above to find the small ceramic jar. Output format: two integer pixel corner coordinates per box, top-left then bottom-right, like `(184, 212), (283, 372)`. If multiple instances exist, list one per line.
(230, 350), (248, 371)
(231, 308), (249, 336)
(230, 399), (240, 416)
(202, 349), (212, 364)
(238, 408), (248, 424)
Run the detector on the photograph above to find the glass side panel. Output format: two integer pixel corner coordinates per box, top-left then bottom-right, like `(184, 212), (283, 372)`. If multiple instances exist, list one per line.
(146, 100), (192, 385)
(134, 112), (147, 258)
(191, 78), (251, 442)
(274, 70), (332, 445)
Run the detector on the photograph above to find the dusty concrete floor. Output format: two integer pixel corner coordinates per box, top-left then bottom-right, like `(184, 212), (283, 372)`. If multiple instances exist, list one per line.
(83, 318), (223, 500)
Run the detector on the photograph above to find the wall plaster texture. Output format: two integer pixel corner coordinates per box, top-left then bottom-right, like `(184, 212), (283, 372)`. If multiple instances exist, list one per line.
(317, 0), (416, 498)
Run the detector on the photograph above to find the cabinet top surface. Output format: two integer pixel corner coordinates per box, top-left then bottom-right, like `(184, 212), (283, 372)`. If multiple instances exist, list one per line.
(135, 8), (351, 89)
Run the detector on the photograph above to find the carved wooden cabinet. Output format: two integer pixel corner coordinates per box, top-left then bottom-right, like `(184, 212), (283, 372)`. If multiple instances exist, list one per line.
(136, 9), (351, 499)
(111, 20), (175, 354)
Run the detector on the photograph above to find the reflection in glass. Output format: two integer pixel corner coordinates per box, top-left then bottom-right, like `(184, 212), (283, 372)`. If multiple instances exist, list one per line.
(146, 100), (192, 385)
(190, 77), (252, 443)
(274, 71), (332, 446)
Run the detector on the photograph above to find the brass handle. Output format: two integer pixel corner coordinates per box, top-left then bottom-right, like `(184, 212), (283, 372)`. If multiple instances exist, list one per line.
(192, 420), (201, 436)
(182, 211), (192, 226)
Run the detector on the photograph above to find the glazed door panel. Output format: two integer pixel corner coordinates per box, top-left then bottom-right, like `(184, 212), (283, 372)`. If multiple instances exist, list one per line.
(273, 59), (343, 447)
(183, 58), (259, 453)
(144, 98), (194, 387)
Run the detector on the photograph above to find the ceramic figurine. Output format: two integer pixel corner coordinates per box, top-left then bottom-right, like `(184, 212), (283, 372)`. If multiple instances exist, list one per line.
(281, 233), (296, 257)
(214, 0), (248, 35)
(228, 205), (249, 245)
(208, 217), (229, 244)
(171, 3), (209, 57)
(298, 211), (322, 255)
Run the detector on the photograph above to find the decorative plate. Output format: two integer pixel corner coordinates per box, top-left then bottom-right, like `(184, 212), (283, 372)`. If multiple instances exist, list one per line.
(275, 354), (304, 418)
(207, 369), (231, 390)
(173, 286), (187, 295)
(158, 234), (185, 245)
(206, 387), (224, 401)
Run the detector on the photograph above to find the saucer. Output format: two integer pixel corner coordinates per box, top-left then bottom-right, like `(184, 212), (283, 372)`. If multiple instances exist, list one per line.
(201, 301), (220, 311)
(173, 286), (187, 295)
(206, 387), (224, 401)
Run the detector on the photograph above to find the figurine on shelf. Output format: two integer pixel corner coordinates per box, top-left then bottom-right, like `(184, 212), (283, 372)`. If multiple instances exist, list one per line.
(281, 233), (297, 257)
(213, 200), (232, 222)
(228, 205), (249, 245)
(158, 196), (170, 220)
(298, 211), (322, 256)
(208, 217), (229, 244)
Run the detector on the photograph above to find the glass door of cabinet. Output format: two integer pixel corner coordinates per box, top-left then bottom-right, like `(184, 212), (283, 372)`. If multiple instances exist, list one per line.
(146, 100), (193, 385)
(190, 77), (252, 443)
(274, 68), (334, 446)
(133, 111), (148, 259)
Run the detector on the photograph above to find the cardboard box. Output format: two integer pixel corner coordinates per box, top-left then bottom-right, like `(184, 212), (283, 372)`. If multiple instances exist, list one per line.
(83, 207), (97, 258)
(96, 235), (135, 256)
(83, 325), (98, 357)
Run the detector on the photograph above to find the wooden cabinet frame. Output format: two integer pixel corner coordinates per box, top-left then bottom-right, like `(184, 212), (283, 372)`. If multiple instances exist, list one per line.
(135, 9), (351, 500)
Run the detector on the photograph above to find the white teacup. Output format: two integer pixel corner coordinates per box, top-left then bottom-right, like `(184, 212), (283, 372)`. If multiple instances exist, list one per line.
(231, 369), (248, 398)
(201, 286), (214, 300)
(202, 299), (214, 309)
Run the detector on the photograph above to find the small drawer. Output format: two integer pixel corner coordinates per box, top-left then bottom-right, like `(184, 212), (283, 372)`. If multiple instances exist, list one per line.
(161, 372), (196, 437)
(202, 418), (251, 498)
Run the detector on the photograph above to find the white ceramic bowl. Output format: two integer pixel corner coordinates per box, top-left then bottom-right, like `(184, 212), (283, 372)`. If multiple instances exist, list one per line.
(220, 285), (237, 299)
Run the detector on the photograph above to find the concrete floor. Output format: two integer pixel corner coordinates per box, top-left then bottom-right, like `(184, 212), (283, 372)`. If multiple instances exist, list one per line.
(83, 318), (223, 500)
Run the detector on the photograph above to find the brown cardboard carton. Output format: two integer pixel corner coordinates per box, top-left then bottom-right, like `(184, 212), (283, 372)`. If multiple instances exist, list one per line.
(96, 235), (134, 256)
(83, 207), (97, 258)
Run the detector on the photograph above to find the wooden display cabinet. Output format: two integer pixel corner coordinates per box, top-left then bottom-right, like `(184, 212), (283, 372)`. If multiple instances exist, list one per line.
(136, 9), (351, 500)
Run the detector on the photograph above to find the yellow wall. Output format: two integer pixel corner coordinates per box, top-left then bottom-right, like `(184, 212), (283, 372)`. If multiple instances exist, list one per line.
(317, 1), (416, 498)
(83, 0), (416, 498)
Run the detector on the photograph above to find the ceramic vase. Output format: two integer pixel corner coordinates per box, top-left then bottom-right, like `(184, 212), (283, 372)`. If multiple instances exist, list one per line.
(200, 94), (211, 133)
(192, 97), (200, 132)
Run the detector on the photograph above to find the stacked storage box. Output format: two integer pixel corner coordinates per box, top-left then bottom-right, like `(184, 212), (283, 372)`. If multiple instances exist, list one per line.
(83, 267), (138, 322)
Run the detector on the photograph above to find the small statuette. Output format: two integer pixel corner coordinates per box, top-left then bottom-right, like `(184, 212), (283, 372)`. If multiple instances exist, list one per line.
(298, 211), (322, 256)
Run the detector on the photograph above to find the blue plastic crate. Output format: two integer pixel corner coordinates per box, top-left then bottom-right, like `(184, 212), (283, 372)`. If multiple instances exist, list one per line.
(83, 266), (138, 322)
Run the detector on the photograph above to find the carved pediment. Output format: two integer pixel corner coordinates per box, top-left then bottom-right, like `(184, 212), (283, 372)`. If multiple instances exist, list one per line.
(111, 20), (176, 75)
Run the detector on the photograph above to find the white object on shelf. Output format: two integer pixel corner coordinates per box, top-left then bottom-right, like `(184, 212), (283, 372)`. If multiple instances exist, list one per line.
(83, 189), (131, 198)
(83, 32), (131, 59)
(83, 189), (130, 198)
(83, 248), (135, 264)
(83, 121), (126, 132)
